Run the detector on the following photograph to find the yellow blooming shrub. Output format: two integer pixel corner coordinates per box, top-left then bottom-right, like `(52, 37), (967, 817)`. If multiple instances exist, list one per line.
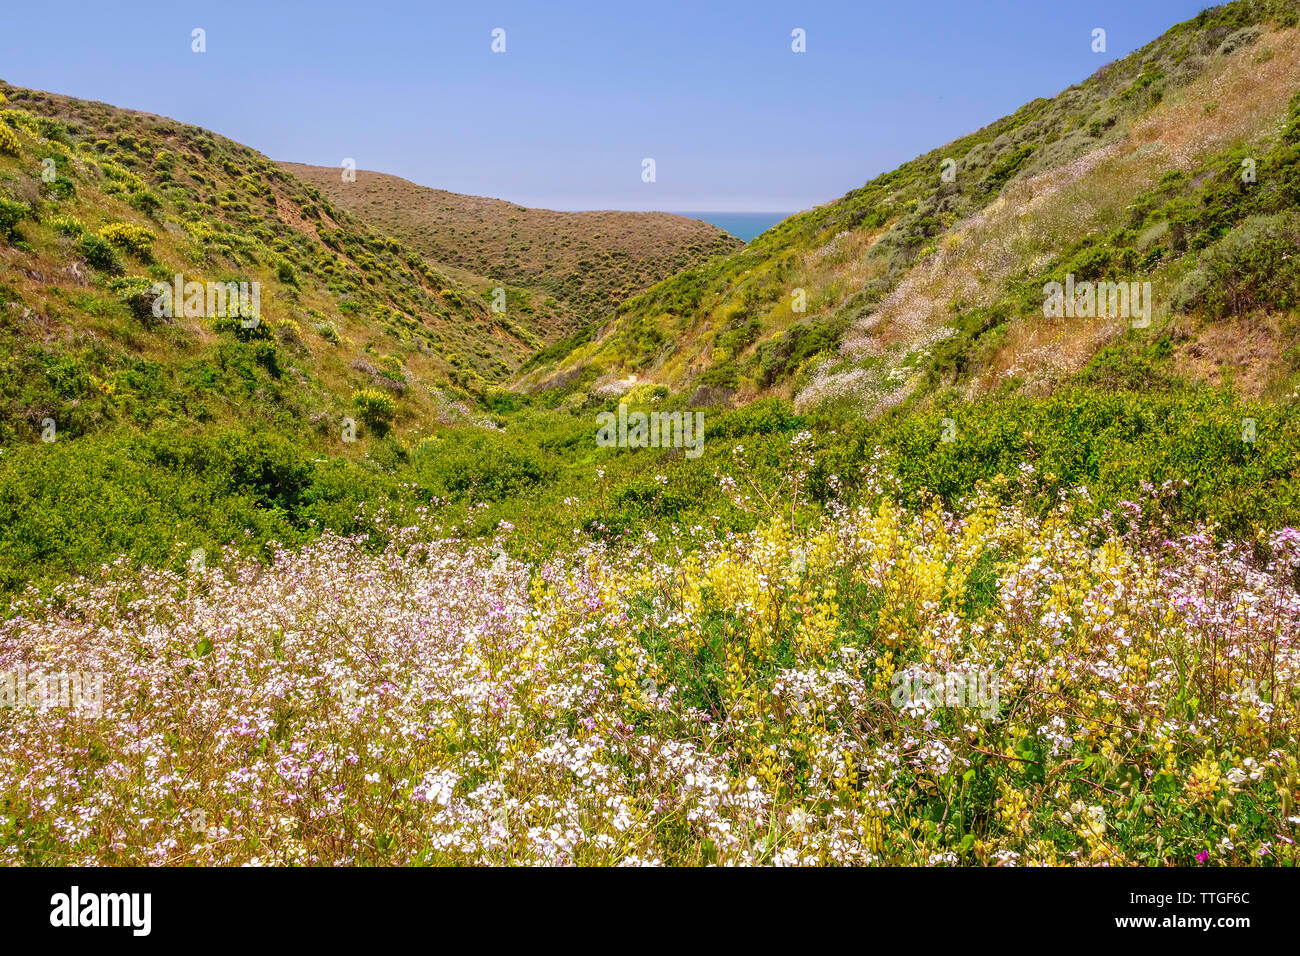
(0, 123), (20, 157)
(98, 221), (155, 258)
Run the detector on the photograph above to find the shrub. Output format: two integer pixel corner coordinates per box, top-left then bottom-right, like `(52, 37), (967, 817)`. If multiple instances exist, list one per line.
(0, 123), (20, 156)
(108, 275), (161, 324)
(1174, 213), (1300, 317)
(352, 388), (397, 435)
(0, 196), (27, 238)
(98, 221), (155, 260)
(48, 214), (85, 237)
(75, 232), (123, 273)
(127, 189), (161, 215)
(275, 318), (303, 344)
(42, 175), (76, 200)
(409, 432), (557, 502)
(98, 160), (147, 193)
(0, 109), (38, 133)
(212, 308), (273, 342)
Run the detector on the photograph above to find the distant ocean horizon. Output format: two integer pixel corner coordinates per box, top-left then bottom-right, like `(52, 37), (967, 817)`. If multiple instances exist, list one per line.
(671, 211), (792, 242)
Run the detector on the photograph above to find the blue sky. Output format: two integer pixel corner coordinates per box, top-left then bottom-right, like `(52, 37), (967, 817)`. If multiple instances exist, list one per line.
(1, 0), (1212, 211)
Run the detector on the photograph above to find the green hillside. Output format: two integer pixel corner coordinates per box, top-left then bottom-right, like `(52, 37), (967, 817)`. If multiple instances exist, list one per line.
(520, 1), (1300, 417)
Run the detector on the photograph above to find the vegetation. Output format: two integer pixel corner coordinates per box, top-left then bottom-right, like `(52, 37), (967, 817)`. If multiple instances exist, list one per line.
(3, 387), (1296, 604)
(3, 412), (1298, 865)
(517, 0), (1300, 416)
(0, 0), (1298, 868)
(282, 162), (742, 327)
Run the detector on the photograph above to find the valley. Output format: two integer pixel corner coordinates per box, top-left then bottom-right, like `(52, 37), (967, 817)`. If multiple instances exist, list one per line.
(0, 0), (1298, 871)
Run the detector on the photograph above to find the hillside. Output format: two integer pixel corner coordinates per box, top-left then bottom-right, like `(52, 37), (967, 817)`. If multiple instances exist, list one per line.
(521, 1), (1300, 414)
(280, 162), (743, 326)
(0, 84), (580, 451)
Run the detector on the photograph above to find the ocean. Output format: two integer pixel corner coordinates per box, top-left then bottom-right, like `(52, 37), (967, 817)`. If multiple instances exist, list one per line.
(671, 212), (792, 242)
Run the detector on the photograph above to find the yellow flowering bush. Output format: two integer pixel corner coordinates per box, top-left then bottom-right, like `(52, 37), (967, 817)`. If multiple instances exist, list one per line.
(98, 221), (155, 259)
(0, 123), (20, 157)
(352, 388), (397, 435)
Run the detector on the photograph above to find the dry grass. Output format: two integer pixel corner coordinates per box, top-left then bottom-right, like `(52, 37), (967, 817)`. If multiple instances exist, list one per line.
(280, 162), (741, 326)
(1171, 310), (1300, 398)
(814, 28), (1300, 409)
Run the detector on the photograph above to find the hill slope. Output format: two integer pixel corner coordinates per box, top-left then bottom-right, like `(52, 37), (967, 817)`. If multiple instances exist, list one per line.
(280, 162), (743, 324)
(0, 84), (558, 447)
(521, 0), (1300, 414)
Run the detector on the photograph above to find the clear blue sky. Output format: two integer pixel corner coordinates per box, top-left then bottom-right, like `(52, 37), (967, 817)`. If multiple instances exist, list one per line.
(1, 0), (1213, 212)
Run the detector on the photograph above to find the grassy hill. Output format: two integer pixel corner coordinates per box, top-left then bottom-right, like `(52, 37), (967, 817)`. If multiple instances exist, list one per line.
(0, 83), (564, 449)
(280, 162), (743, 326)
(521, 0), (1300, 416)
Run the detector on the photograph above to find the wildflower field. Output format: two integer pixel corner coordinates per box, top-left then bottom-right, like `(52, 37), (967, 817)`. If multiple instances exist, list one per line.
(3, 436), (1297, 867)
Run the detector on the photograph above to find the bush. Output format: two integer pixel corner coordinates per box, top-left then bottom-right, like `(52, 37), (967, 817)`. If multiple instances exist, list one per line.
(98, 221), (155, 260)
(127, 189), (161, 216)
(0, 196), (27, 238)
(710, 397), (801, 439)
(212, 312), (274, 342)
(408, 432), (557, 502)
(42, 175), (76, 200)
(0, 123), (21, 156)
(98, 160), (147, 193)
(0, 109), (37, 133)
(75, 232), (123, 273)
(1174, 213), (1300, 317)
(0, 428), (340, 598)
(48, 214), (85, 236)
(352, 388), (396, 435)
(108, 275), (161, 324)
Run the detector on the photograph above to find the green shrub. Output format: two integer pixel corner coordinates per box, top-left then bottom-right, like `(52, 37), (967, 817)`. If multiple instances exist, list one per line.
(42, 175), (76, 200)
(0, 428), (326, 598)
(48, 214), (85, 236)
(408, 432), (557, 502)
(0, 196), (27, 238)
(108, 275), (161, 323)
(98, 160), (147, 193)
(1174, 214), (1300, 317)
(212, 311), (273, 342)
(710, 397), (801, 439)
(127, 189), (161, 215)
(0, 109), (39, 133)
(75, 232), (124, 273)
(352, 388), (397, 435)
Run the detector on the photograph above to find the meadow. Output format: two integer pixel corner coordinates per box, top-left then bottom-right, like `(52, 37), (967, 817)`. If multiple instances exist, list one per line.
(1, 387), (1298, 865)
(2, 416), (1297, 864)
